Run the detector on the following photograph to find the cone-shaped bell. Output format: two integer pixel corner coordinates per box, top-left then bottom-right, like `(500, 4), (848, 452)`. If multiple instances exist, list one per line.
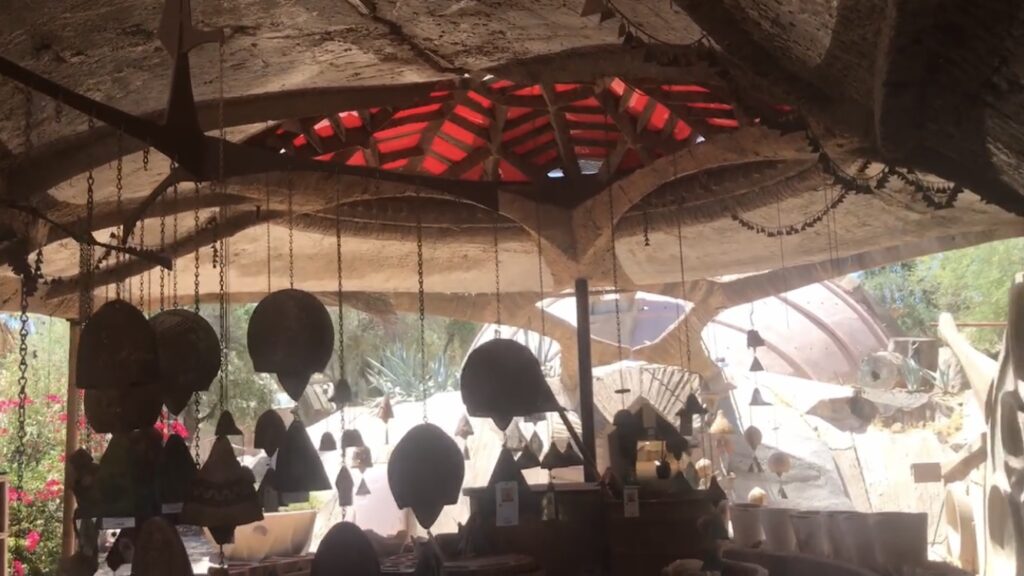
(157, 434), (196, 509)
(540, 444), (566, 470)
(562, 443), (584, 467)
(388, 423), (464, 530)
(504, 420), (527, 452)
(670, 470), (694, 494)
(311, 522), (380, 576)
(254, 409), (286, 457)
(96, 435), (138, 519)
(330, 378), (353, 407)
(612, 409), (642, 437)
(106, 530), (134, 572)
(352, 446), (373, 472)
(778, 485), (788, 499)
(665, 430), (690, 460)
(215, 410), (244, 437)
(341, 429), (365, 451)
(77, 299), (159, 390)
(750, 387), (771, 406)
(248, 289), (334, 401)
(150, 308), (220, 414)
(516, 446), (541, 470)
(454, 414), (474, 439)
(181, 436), (263, 544)
(707, 475), (727, 508)
(275, 419), (332, 493)
(527, 431), (543, 458)
(356, 477), (371, 496)
(460, 339), (560, 420)
(743, 426), (763, 450)
(749, 355), (765, 373)
(492, 415), (513, 431)
(675, 408), (694, 436)
(489, 447), (530, 493)
(683, 461), (700, 487)
(134, 517), (194, 576)
(377, 395), (394, 422)
(746, 329), (766, 349)
(463, 443), (471, 461)
(84, 382), (162, 434)
(336, 466), (354, 507)
(258, 468), (280, 513)
(683, 393), (707, 416)
(319, 432), (337, 452)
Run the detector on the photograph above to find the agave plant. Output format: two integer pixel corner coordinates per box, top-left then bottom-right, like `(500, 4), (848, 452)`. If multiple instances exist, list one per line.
(365, 346), (459, 404)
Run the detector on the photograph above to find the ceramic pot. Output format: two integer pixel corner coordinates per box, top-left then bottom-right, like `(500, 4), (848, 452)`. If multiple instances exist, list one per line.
(872, 511), (928, 571)
(837, 511), (881, 571)
(788, 511), (828, 558)
(729, 503), (763, 548)
(760, 507), (796, 553)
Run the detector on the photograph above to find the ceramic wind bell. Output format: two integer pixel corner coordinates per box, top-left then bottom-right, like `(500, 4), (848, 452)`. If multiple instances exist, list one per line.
(311, 522), (380, 576)
(743, 425), (764, 473)
(767, 451), (792, 499)
(248, 289), (334, 401)
(388, 423), (465, 530)
(149, 308), (221, 415)
(181, 435), (263, 549)
(275, 417), (332, 500)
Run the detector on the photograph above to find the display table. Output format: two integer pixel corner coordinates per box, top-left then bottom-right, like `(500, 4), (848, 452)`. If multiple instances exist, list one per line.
(382, 553), (543, 575)
(206, 554), (312, 576)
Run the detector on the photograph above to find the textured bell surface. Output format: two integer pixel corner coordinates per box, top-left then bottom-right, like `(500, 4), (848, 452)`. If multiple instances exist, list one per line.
(319, 432), (337, 452)
(746, 329), (766, 349)
(150, 308), (220, 413)
(454, 413), (474, 439)
(84, 382), (162, 434)
(749, 387), (771, 405)
(258, 468), (280, 513)
(275, 418), (332, 493)
(248, 289), (334, 400)
(157, 433), (197, 507)
(181, 436), (263, 530)
(254, 409), (287, 457)
(540, 444), (565, 471)
(743, 426), (763, 450)
(749, 355), (765, 373)
(515, 446), (541, 470)
(215, 410), (244, 437)
(488, 447), (530, 492)
(311, 522), (380, 576)
(134, 517), (194, 576)
(341, 428), (366, 451)
(77, 299), (159, 390)
(388, 423), (465, 530)
(503, 420), (527, 452)
(460, 338), (560, 419)
(335, 466), (354, 507)
(377, 395), (394, 422)
(527, 430), (543, 458)
(96, 435), (139, 519)
(330, 377), (353, 406)
(683, 393), (707, 416)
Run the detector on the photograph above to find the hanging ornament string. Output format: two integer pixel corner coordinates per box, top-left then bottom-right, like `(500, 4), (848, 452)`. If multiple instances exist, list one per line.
(139, 220), (146, 310)
(335, 169), (346, 435)
(193, 183), (202, 314)
(171, 163), (180, 309)
(607, 188), (625, 409)
(114, 133), (124, 300)
(15, 265), (31, 503)
(642, 210), (651, 247)
(415, 189), (428, 423)
(159, 191), (166, 312)
(776, 197), (789, 328)
(265, 172), (272, 294)
(217, 37), (230, 413)
(492, 210), (502, 338)
(287, 179), (295, 289)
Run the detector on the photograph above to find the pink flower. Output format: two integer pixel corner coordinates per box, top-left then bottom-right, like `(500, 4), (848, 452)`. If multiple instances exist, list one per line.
(12, 559), (24, 576)
(171, 420), (189, 439)
(46, 394), (62, 405)
(25, 530), (40, 553)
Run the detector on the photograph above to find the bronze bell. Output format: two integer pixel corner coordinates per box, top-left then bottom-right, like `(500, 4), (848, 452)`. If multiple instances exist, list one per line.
(134, 517), (194, 576)
(683, 393), (707, 416)
(275, 418), (332, 494)
(311, 522), (380, 576)
(490, 447), (530, 493)
(150, 308), (220, 415)
(750, 355), (765, 373)
(254, 409), (286, 457)
(335, 466), (354, 507)
(665, 430), (690, 460)
(319, 432), (337, 452)
(377, 395), (394, 422)
(492, 415), (513, 432)
(84, 382), (162, 434)
(215, 410), (244, 437)
(247, 289), (334, 401)
(69, 448), (100, 518)
(562, 443), (584, 467)
(96, 435), (138, 519)
(330, 378), (353, 406)
(157, 433), (197, 510)
(106, 529), (135, 572)
(460, 338), (560, 421)
(746, 329), (766, 349)
(356, 477), (371, 496)
(341, 429), (365, 451)
(258, 468), (280, 513)
(181, 436), (263, 545)
(516, 446), (541, 470)
(388, 423), (465, 530)
(707, 475), (727, 508)
(540, 443), (565, 470)
(77, 299), (159, 390)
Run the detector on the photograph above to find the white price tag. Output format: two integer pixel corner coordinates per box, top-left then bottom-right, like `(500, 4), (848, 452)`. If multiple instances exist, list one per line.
(495, 481), (519, 527)
(104, 517), (135, 529)
(623, 486), (639, 518)
(161, 503), (184, 514)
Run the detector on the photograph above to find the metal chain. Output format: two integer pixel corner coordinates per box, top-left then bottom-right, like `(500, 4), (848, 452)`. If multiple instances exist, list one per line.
(217, 40), (229, 410)
(608, 189), (625, 408)
(642, 210), (651, 247)
(676, 218), (690, 370)
(534, 201), (546, 340)
(159, 190), (166, 312)
(266, 174), (272, 294)
(335, 171), (346, 384)
(194, 391), (202, 462)
(287, 182), (295, 288)
(142, 147), (150, 171)
(139, 220), (146, 310)
(115, 134), (124, 300)
(415, 189), (427, 422)
(15, 273), (29, 493)
(194, 183), (201, 314)
(172, 170), (180, 309)
(492, 212), (501, 337)
(79, 162), (96, 322)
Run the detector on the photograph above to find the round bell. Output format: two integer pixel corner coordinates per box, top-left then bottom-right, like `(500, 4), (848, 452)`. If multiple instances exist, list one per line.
(319, 432), (337, 452)
(695, 458), (713, 480)
(77, 299), (159, 390)
(388, 423), (465, 530)
(352, 446), (373, 472)
(461, 338), (559, 420)
(275, 418), (332, 494)
(84, 383), (162, 434)
(150, 308), (220, 414)
(254, 409), (286, 457)
(215, 410), (244, 438)
(181, 436), (263, 545)
(330, 378), (353, 406)
(341, 429), (365, 451)
(134, 517), (193, 576)
(311, 522), (379, 576)
(248, 289), (334, 401)
(157, 433), (197, 510)
(767, 451), (792, 477)
(743, 426), (763, 450)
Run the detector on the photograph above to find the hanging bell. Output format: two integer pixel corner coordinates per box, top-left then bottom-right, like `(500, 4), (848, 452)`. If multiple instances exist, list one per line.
(670, 470), (694, 494)
(181, 436), (264, 545)
(767, 451), (792, 478)
(746, 329), (766, 349)
(683, 393), (707, 416)
(750, 387), (771, 406)
(541, 481), (558, 522)
(335, 466), (354, 507)
(454, 414), (474, 439)
(319, 432), (337, 452)
(69, 448), (101, 518)
(310, 522), (380, 576)
(352, 446), (373, 472)
(254, 409), (287, 457)
(330, 377), (353, 407)
(665, 430), (690, 460)
(96, 435), (139, 519)
(655, 459), (672, 479)
(460, 339), (560, 421)
(248, 289), (334, 401)
(516, 446), (541, 470)
(388, 423), (465, 530)
(275, 418), (332, 494)
(707, 475), (727, 508)
(743, 426), (763, 451)
(150, 308), (220, 414)
(215, 410), (244, 438)
(489, 447), (530, 494)
(540, 443), (565, 470)
(562, 443), (584, 467)
(708, 410), (735, 436)
(504, 420), (527, 452)
(377, 395), (394, 422)
(84, 382), (162, 434)
(675, 407), (693, 436)
(749, 355), (765, 373)
(356, 477), (371, 496)
(413, 540), (444, 576)
(492, 415), (513, 432)
(77, 299), (159, 390)
(134, 517), (194, 576)
(341, 429), (366, 451)
(258, 468), (280, 513)
(156, 433), (197, 511)
(527, 430), (544, 459)
(106, 529), (135, 572)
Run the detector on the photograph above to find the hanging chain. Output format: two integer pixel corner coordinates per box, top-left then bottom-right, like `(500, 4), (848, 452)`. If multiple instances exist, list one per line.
(642, 210), (651, 247)
(266, 173), (272, 294)
(492, 212), (502, 338)
(79, 159), (96, 323)
(217, 39), (229, 412)
(194, 183), (202, 314)
(287, 181), (295, 289)
(139, 220), (146, 310)
(115, 134), (124, 300)
(172, 169), (180, 308)
(415, 189), (427, 422)
(676, 218), (691, 370)
(335, 170), (346, 385)
(608, 190), (625, 408)
(142, 146), (150, 171)
(15, 259), (33, 493)
(534, 201), (546, 341)
(159, 190), (167, 311)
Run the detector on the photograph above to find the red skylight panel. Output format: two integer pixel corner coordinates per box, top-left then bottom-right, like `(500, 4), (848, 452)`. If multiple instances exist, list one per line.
(377, 133), (421, 154)
(431, 138), (469, 163)
(392, 103), (443, 120)
(441, 121), (486, 148)
(420, 155), (449, 175)
(375, 121), (428, 142)
(512, 131), (555, 155)
(314, 120), (334, 138)
(466, 91), (494, 109)
(660, 84), (710, 93)
(338, 111), (363, 129)
(454, 105), (491, 127)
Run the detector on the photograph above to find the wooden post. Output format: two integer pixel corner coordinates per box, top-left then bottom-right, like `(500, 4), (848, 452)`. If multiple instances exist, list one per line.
(574, 279), (597, 482)
(61, 320), (81, 560)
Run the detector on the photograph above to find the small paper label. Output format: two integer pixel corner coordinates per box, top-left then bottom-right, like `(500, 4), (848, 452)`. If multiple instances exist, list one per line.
(623, 486), (639, 518)
(161, 503), (184, 514)
(495, 481), (519, 527)
(104, 517), (135, 529)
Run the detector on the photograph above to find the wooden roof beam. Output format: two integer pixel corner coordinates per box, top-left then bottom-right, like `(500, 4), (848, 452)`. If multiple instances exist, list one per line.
(542, 83), (581, 180)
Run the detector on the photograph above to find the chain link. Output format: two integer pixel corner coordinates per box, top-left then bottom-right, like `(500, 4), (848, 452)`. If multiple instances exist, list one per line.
(16, 260), (33, 493)
(335, 171), (346, 384)
(194, 392), (202, 463)
(142, 147), (150, 171)
(492, 212), (501, 337)
(676, 218), (691, 370)
(415, 189), (427, 422)
(79, 165), (96, 323)
(160, 189), (166, 312)
(194, 183), (201, 314)
(642, 210), (651, 247)
(608, 190), (625, 408)
(139, 220), (146, 310)
(172, 168), (180, 309)
(287, 182), (294, 288)
(115, 134), (124, 300)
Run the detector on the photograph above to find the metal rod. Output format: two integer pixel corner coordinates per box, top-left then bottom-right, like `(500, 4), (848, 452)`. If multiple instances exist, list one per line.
(61, 320), (82, 560)
(574, 278), (598, 482)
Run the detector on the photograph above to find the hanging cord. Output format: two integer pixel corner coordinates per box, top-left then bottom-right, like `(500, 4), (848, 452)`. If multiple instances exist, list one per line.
(266, 172), (272, 294)
(534, 201), (546, 356)
(642, 210), (651, 247)
(171, 164), (180, 309)
(217, 38), (229, 413)
(15, 258), (34, 495)
(115, 133), (124, 300)
(335, 169), (346, 436)
(159, 191), (166, 312)
(415, 189), (427, 422)
(193, 183), (202, 314)
(607, 189), (625, 409)
(287, 180), (295, 289)
(675, 218), (691, 372)
(492, 211), (502, 338)
(139, 220), (146, 310)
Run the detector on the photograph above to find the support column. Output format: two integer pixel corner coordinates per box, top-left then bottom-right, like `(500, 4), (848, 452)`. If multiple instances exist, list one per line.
(574, 278), (597, 482)
(61, 320), (81, 560)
